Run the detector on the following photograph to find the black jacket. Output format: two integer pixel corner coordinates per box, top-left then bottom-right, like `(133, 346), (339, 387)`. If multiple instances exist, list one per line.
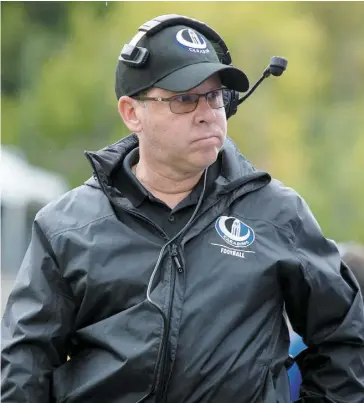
(2, 135), (364, 403)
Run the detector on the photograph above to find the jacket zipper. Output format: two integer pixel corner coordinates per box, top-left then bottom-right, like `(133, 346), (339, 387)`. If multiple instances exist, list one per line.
(155, 243), (183, 400)
(115, 204), (183, 401)
(171, 244), (183, 273)
(112, 196), (192, 402)
(112, 204), (173, 402)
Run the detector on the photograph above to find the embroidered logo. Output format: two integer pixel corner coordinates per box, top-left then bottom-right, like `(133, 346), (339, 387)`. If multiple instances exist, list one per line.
(211, 216), (256, 259)
(175, 29), (210, 54)
(215, 216), (255, 248)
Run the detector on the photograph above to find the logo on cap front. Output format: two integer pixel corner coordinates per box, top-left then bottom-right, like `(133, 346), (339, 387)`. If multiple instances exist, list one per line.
(176, 29), (210, 54)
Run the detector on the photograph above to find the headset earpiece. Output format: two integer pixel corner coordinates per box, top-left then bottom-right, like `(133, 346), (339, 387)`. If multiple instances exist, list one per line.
(120, 43), (150, 67)
(225, 90), (240, 120)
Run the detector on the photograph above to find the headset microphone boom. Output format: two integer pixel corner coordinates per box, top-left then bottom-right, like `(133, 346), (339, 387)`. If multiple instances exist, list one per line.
(237, 56), (288, 106)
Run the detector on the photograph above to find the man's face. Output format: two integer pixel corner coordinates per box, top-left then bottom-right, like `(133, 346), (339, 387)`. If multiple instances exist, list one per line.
(136, 74), (227, 173)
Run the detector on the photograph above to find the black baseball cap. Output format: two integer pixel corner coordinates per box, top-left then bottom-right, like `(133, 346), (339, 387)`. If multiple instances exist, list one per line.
(115, 24), (249, 99)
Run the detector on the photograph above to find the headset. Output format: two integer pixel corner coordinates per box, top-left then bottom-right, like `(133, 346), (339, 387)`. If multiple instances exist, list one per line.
(119, 14), (288, 119)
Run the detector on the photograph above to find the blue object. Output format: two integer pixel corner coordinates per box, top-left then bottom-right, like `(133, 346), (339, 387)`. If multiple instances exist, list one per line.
(288, 331), (306, 401)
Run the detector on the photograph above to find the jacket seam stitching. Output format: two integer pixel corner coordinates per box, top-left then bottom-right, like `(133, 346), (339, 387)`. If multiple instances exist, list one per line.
(230, 213), (297, 242)
(48, 213), (115, 241)
(36, 222), (76, 303)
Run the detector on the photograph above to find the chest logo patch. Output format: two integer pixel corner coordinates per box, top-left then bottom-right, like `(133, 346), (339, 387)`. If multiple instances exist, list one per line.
(215, 216), (255, 248)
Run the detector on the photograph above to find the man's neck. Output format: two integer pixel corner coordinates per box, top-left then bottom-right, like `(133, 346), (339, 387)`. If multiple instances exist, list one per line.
(133, 161), (203, 209)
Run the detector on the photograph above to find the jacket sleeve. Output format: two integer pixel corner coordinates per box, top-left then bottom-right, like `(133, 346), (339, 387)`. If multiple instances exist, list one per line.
(1, 218), (76, 403)
(281, 196), (364, 403)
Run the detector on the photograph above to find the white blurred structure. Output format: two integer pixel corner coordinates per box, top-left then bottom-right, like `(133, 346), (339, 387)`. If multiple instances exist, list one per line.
(1, 146), (69, 311)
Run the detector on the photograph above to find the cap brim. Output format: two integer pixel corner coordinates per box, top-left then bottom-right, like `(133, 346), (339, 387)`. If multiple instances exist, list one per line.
(154, 63), (249, 93)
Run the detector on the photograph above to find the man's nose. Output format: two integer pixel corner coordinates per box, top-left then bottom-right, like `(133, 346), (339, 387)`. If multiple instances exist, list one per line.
(195, 95), (216, 121)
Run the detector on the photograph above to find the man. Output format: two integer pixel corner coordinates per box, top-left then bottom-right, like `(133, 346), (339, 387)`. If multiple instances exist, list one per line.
(288, 241), (364, 401)
(2, 14), (364, 403)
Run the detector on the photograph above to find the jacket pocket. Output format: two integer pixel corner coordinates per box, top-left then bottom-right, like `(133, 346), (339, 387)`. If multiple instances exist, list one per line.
(51, 304), (163, 402)
(51, 347), (153, 403)
(52, 348), (94, 402)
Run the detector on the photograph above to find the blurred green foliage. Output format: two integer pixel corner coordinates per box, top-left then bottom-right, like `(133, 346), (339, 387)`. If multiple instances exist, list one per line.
(1, 1), (363, 242)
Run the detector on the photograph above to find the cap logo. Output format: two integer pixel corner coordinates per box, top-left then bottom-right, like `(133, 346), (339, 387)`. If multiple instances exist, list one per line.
(176, 28), (210, 54)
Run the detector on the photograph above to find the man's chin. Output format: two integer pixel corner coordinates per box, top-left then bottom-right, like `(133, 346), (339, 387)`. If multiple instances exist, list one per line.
(190, 148), (220, 171)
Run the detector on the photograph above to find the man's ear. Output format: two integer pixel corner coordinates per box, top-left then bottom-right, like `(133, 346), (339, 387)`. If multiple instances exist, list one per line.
(118, 96), (143, 132)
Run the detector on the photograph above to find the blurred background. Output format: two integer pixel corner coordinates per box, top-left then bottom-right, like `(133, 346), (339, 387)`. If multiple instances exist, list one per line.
(1, 1), (364, 309)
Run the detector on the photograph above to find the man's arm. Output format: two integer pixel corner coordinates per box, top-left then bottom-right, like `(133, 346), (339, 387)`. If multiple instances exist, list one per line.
(281, 196), (364, 402)
(1, 218), (76, 402)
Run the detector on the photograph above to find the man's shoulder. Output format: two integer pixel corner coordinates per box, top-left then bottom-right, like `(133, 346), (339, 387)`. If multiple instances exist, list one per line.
(35, 180), (113, 240)
(223, 139), (304, 211)
(241, 177), (306, 231)
(263, 178), (301, 203)
(252, 177), (302, 211)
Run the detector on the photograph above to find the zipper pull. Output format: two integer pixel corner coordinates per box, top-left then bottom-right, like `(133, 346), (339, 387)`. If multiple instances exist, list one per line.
(171, 244), (183, 273)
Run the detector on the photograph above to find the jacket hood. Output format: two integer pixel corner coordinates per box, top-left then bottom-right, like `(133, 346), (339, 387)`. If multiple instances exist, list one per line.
(84, 133), (271, 195)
